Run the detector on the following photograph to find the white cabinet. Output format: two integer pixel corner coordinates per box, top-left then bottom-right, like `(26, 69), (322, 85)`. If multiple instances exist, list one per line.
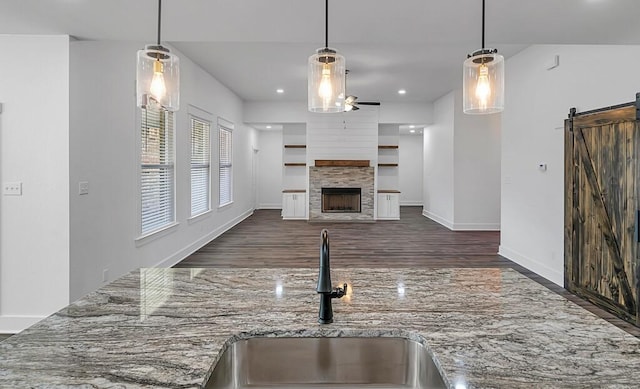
(377, 192), (400, 220)
(282, 192), (307, 219)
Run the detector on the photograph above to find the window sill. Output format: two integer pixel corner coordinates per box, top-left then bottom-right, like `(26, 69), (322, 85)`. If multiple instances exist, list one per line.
(188, 210), (213, 224)
(135, 222), (180, 247)
(218, 201), (234, 210)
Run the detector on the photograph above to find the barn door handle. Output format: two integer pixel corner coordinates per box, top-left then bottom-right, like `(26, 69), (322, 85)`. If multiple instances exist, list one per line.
(636, 210), (640, 243)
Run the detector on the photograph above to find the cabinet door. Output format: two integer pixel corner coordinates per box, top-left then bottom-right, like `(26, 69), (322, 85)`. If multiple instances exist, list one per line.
(282, 194), (295, 218)
(388, 194), (400, 219)
(293, 193), (307, 217)
(377, 194), (389, 218)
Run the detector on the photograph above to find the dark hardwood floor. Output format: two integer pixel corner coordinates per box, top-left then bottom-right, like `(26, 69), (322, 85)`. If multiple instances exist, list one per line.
(176, 206), (640, 337)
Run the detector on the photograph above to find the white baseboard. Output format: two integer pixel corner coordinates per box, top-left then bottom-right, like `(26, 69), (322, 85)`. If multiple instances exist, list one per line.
(422, 210), (499, 231)
(257, 203), (281, 210)
(154, 208), (254, 268)
(400, 201), (423, 206)
(0, 315), (45, 334)
(451, 222), (500, 231)
(498, 245), (563, 286)
(422, 209), (454, 230)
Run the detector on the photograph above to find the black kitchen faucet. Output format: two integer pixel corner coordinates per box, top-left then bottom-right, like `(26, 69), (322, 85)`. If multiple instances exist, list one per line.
(317, 229), (347, 324)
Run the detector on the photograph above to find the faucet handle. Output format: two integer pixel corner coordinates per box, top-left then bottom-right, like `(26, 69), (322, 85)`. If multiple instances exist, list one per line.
(330, 283), (347, 299)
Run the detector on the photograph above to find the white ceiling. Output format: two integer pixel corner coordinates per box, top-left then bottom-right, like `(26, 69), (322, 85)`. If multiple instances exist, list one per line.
(2, 0), (640, 105)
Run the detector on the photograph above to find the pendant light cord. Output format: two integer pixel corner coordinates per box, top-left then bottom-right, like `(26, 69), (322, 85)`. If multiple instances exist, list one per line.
(157, 0), (162, 45)
(481, 0), (485, 49)
(324, 0), (329, 48)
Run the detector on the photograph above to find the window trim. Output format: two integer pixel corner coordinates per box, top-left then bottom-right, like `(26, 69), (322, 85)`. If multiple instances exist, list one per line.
(189, 114), (212, 218)
(218, 119), (234, 208)
(137, 100), (176, 240)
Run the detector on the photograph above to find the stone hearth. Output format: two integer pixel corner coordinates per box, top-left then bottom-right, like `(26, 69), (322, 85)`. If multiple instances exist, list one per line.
(309, 165), (374, 221)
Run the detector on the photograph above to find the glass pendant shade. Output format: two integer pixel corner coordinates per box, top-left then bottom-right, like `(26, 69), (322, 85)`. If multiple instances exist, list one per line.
(463, 49), (504, 114)
(308, 48), (346, 113)
(136, 44), (180, 112)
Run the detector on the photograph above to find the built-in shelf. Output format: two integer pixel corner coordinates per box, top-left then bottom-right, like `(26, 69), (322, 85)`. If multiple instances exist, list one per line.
(284, 145), (307, 148)
(282, 189), (307, 193)
(378, 145), (399, 149)
(284, 163), (307, 167)
(378, 189), (401, 193)
(378, 163), (399, 167)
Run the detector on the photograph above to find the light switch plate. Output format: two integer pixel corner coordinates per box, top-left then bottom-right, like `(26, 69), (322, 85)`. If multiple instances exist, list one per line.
(79, 181), (89, 195)
(3, 182), (22, 196)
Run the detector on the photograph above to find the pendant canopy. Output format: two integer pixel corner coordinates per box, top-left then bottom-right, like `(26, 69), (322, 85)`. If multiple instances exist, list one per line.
(463, 0), (504, 114)
(136, 0), (180, 111)
(308, 0), (346, 113)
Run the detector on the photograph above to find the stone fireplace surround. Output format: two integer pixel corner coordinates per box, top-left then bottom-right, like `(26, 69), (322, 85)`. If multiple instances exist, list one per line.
(309, 162), (375, 221)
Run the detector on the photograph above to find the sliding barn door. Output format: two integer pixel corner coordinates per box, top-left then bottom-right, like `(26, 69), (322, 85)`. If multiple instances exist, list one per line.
(565, 100), (640, 325)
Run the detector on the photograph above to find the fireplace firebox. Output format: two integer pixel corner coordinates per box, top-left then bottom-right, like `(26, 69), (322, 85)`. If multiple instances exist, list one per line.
(321, 188), (361, 213)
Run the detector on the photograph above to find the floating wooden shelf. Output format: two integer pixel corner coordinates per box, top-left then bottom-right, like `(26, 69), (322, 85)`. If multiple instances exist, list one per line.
(378, 145), (399, 149)
(282, 189), (307, 193)
(378, 189), (401, 193)
(378, 163), (399, 167)
(315, 160), (370, 167)
(284, 163), (307, 167)
(284, 145), (307, 148)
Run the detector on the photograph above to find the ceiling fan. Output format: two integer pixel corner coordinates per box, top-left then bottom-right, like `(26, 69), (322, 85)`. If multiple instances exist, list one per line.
(344, 70), (380, 112)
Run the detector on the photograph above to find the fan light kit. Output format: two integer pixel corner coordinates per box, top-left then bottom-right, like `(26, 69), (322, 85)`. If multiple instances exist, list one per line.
(463, 0), (504, 114)
(308, 0), (346, 113)
(136, 0), (180, 111)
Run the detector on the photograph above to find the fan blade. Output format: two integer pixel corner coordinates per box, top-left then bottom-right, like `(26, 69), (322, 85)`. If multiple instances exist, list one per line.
(351, 105), (360, 111)
(357, 101), (381, 106)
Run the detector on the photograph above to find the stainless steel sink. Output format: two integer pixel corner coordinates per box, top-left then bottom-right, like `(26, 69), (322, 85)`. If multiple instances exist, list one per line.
(205, 337), (447, 389)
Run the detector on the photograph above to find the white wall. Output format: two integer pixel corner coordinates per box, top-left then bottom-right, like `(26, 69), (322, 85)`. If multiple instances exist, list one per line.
(453, 90), (501, 230)
(377, 124), (399, 191)
(69, 41), (257, 303)
(423, 92), (455, 226)
(257, 130), (283, 208)
(500, 44), (640, 286)
(399, 135), (423, 206)
(0, 35), (70, 332)
(307, 109), (379, 163)
(245, 101), (433, 126)
(282, 124), (306, 193)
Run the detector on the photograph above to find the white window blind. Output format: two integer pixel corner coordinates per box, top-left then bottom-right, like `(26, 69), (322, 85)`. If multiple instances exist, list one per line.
(140, 101), (174, 235)
(190, 117), (211, 216)
(219, 126), (233, 206)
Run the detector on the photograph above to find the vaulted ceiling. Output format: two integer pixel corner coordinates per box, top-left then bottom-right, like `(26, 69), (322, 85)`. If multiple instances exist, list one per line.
(2, 0), (639, 104)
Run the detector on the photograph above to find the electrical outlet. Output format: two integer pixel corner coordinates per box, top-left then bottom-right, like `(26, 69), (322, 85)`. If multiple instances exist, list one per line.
(3, 182), (22, 196)
(102, 269), (109, 283)
(79, 181), (89, 195)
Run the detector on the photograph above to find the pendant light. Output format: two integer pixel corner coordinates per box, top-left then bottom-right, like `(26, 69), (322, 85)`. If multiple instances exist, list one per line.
(463, 0), (504, 114)
(136, 0), (180, 111)
(308, 0), (346, 113)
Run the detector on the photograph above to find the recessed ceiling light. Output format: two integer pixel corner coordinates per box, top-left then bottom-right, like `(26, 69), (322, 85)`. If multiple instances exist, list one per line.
(398, 89), (406, 95)
(266, 125), (272, 129)
(276, 89), (284, 94)
(410, 129), (416, 133)
(409, 125), (415, 129)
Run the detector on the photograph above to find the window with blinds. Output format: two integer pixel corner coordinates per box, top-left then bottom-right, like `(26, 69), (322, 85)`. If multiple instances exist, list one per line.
(219, 126), (233, 206)
(140, 101), (175, 235)
(190, 117), (211, 216)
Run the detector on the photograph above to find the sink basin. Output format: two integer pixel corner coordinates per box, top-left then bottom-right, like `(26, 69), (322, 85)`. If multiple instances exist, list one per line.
(205, 337), (447, 389)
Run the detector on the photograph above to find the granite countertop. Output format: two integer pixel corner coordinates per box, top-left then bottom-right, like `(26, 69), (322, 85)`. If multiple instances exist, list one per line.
(2, 267), (640, 388)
